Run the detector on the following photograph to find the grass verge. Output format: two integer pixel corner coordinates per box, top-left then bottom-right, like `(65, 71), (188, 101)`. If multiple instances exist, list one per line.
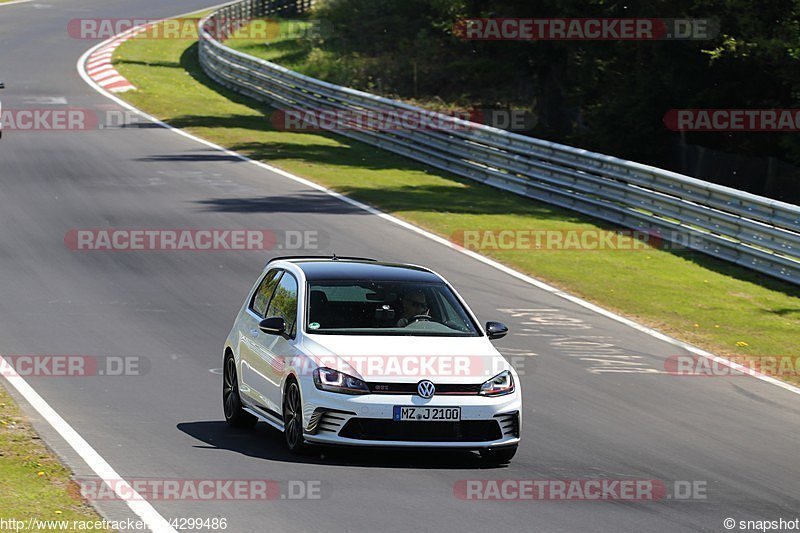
(111, 20), (799, 382)
(0, 383), (108, 530)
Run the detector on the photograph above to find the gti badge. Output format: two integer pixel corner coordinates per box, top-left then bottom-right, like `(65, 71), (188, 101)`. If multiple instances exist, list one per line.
(417, 380), (435, 399)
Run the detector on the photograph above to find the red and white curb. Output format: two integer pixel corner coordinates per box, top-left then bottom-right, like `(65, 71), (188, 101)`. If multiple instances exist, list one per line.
(83, 24), (154, 93)
(84, 37), (136, 93)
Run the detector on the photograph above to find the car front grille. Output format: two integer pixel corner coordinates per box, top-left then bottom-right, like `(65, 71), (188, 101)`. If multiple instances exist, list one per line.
(338, 418), (503, 442)
(367, 382), (482, 395)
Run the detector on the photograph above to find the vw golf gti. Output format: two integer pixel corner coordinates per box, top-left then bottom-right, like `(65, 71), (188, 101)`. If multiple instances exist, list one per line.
(223, 256), (521, 463)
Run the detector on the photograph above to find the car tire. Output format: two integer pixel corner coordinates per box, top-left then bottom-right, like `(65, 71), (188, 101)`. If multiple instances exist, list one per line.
(283, 379), (306, 453)
(480, 445), (517, 464)
(223, 354), (257, 429)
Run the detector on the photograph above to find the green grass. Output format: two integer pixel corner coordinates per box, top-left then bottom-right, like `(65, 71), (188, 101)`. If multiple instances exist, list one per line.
(112, 21), (800, 381)
(0, 385), (108, 530)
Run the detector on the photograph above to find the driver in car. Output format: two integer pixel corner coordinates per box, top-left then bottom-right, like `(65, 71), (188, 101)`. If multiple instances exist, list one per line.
(396, 288), (428, 327)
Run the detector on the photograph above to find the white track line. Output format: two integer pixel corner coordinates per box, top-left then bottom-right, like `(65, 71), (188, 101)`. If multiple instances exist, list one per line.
(0, 356), (177, 533)
(76, 7), (800, 399)
(0, 0), (33, 6)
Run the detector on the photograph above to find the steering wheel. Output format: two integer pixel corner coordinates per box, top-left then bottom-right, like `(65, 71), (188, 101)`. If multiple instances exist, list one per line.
(410, 314), (432, 323)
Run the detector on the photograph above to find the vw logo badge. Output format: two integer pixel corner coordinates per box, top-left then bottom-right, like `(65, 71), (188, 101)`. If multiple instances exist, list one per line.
(417, 380), (436, 399)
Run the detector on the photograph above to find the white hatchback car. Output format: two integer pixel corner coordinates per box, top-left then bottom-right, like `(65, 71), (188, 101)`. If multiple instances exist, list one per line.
(223, 256), (521, 463)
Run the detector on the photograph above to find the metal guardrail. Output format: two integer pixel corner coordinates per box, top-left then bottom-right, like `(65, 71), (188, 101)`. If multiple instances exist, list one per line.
(198, 0), (800, 285)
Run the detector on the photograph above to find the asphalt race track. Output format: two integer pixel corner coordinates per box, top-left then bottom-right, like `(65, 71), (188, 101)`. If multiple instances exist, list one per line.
(1, 1), (798, 532)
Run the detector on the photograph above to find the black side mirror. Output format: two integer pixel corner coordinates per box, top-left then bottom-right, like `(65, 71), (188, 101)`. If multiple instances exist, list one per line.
(259, 316), (287, 336)
(486, 321), (508, 340)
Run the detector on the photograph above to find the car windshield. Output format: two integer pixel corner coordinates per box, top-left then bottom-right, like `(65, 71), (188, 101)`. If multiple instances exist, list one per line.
(306, 281), (480, 336)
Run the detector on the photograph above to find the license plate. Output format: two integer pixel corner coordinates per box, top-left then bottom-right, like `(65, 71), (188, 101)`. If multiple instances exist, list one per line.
(393, 406), (461, 421)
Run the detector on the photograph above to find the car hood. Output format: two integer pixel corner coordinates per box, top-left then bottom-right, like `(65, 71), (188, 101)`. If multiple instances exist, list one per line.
(299, 334), (511, 384)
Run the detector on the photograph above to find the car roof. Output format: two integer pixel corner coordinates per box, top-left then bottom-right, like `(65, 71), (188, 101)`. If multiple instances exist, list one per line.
(272, 258), (443, 283)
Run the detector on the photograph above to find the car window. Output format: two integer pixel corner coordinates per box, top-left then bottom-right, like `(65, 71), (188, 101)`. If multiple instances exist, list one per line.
(433, 289), (467, 325)
(306, 281), (480, 337)
(250, 269), (282, 317)
(266, 272), (299, 335)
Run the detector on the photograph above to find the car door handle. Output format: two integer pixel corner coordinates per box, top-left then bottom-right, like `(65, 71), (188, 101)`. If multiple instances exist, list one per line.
(249, 329), (260, 337)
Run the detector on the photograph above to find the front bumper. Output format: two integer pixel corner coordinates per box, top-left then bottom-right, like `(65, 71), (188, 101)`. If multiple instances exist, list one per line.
(300, 383), (522, 449)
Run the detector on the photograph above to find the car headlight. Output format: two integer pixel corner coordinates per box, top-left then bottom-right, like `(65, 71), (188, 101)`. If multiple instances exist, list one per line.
(313, 367), (369, 395)
(480, 370), (514, 396)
